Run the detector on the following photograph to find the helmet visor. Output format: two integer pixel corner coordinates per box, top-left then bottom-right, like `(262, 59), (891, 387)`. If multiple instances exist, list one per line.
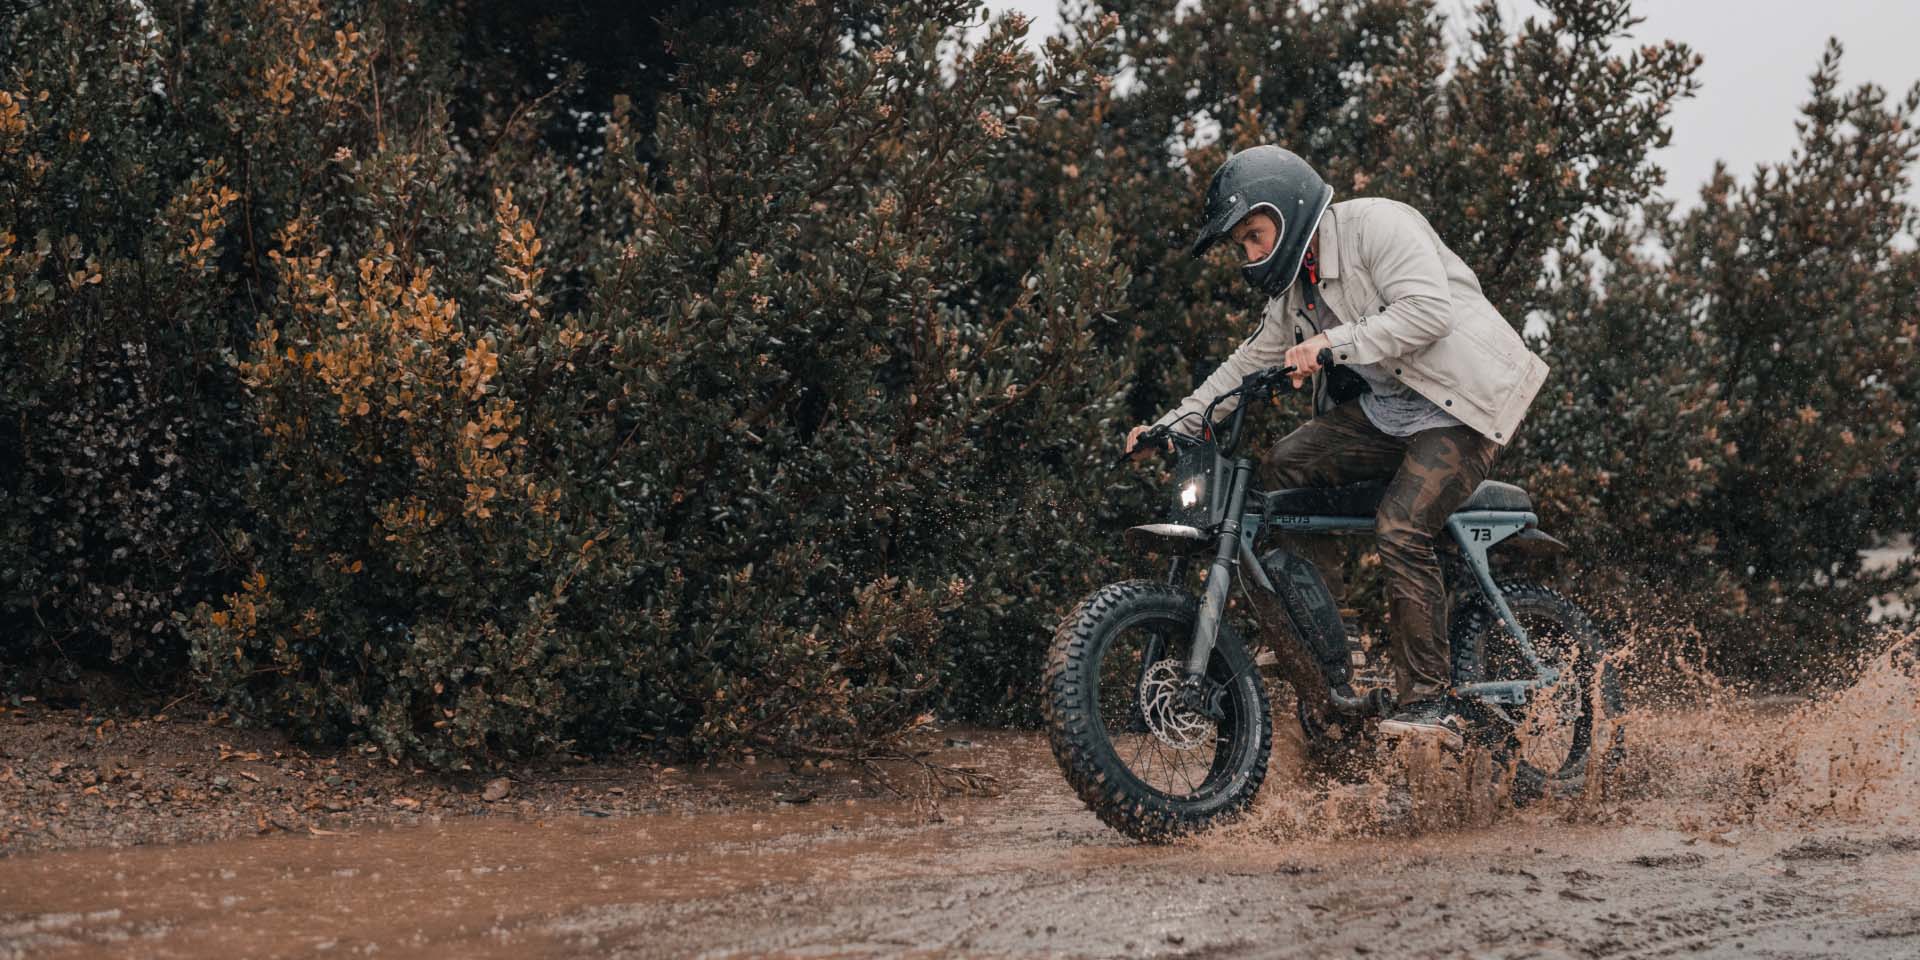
(1189, 193), (1251, 258)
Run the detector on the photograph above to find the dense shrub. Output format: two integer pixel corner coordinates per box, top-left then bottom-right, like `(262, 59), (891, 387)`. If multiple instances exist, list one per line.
(0, 11), (256, 677)
(4, 0), (1912, 763)
(164, 0), (1133, 766)
(1524, 42), (1920, 674)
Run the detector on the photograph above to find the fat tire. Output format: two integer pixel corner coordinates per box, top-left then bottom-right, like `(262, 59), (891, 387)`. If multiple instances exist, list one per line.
(1450, 580), (1624, 804)
(1043, 580), (1272, 842)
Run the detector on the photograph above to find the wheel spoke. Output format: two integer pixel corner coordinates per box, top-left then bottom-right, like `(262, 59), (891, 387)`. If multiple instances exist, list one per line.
(1093, 616), (1235, 800)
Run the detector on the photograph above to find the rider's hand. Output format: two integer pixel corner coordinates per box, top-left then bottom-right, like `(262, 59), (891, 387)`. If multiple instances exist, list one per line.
(1125, 424), (1171, 463)
(1284, 333), (1333, 389)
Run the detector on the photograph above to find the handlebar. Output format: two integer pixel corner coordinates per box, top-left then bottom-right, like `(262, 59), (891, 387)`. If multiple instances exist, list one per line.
(1120, 348), (1338, 464)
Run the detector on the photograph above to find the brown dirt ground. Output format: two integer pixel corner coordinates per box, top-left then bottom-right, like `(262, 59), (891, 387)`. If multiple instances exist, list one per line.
(0, 702), (935, 856)
(2, 634), (1915, 958)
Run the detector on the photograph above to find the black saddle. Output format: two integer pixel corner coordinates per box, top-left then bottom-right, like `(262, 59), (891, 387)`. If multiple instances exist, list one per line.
(1262, 479), (1532, 517)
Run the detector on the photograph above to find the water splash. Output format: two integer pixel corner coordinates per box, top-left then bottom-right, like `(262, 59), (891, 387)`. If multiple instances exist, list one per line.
(1212, 627), (1918, 847)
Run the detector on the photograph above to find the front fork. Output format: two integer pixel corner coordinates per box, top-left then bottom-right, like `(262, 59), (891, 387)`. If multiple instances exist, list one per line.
(1184, 458), (1257, 681)
(1127, 459), (1256, 723)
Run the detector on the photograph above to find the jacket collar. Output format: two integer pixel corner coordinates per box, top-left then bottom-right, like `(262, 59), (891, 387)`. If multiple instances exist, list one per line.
(1312, 204), (1341, 280)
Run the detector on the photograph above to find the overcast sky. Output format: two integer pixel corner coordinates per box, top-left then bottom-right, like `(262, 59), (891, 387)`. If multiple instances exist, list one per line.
(983, 0), (1920, 207)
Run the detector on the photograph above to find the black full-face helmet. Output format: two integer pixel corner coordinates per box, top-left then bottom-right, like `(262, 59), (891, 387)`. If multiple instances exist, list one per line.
(1188, 145), (1334, 299)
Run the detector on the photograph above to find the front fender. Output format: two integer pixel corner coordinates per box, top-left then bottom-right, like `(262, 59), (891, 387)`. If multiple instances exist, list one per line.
(1123, 523), (1211, 557)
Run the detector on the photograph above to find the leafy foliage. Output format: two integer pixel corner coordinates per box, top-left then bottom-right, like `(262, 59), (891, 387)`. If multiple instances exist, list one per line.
(3, 0), (1913, 765)
(1524, 41), (1920, 673)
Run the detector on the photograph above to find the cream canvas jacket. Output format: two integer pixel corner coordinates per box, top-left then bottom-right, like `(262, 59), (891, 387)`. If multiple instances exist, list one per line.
(1152, 197), (1549, 445)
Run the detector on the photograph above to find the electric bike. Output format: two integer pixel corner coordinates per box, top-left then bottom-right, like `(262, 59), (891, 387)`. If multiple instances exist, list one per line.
(1043, 354), (1621, 841)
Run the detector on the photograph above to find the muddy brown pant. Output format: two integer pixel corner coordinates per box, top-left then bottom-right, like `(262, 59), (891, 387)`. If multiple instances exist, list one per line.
(1258, 402), (1500, 705)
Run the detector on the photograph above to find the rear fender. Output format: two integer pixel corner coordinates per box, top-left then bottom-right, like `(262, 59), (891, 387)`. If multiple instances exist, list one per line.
(1492, 526), (1569, 560)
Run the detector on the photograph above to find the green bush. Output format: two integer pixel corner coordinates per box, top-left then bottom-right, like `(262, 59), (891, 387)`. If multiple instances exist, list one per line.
(0, 14), (254, 677)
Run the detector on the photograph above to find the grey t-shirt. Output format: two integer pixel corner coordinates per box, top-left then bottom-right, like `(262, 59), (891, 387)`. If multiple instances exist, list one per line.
(1317, 307), (1462, 438)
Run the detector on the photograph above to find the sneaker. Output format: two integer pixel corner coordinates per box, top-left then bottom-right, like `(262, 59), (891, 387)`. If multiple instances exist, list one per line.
(1378, 698), (1466, 750)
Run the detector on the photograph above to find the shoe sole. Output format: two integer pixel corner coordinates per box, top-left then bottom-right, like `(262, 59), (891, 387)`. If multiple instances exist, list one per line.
(1378, 718), (1465, 751)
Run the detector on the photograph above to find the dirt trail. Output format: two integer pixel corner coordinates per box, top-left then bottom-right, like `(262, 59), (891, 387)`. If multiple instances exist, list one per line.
(3, 728), (1917, 959)
(3, 636), (1917, 958)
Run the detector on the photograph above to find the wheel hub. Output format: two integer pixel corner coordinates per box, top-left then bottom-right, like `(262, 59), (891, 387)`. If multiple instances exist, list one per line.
(1137, 660), (1216, 749)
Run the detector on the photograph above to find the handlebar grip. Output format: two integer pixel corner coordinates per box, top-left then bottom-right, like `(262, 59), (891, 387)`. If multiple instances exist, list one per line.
(1116, 427), (1173, 466)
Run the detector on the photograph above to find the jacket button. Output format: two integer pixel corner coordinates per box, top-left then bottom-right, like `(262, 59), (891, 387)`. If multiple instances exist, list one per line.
(1444, 399), (1452, 407)
(1339, 353), (1348, 361)
(1495, 431), (1502, 438)
(1394, 368), (1402, 375)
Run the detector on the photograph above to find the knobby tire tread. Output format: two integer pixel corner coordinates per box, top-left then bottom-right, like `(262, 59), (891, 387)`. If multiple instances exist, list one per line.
(1043, 580), (1271, 842)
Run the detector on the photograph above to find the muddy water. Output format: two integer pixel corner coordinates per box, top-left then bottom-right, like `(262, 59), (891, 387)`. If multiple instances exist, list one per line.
(4, 636), (1918, 959)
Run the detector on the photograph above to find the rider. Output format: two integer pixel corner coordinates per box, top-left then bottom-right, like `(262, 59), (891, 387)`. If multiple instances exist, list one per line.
(1124, 145), (1549, 748)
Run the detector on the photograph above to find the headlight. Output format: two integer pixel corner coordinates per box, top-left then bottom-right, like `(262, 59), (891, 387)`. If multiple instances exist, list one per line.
(1169, 441), (1224, 525)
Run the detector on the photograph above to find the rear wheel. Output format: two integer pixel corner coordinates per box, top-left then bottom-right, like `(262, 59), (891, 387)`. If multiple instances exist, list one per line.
(1450, 581), (1623, 803)
(1044, 580), (1272, 841)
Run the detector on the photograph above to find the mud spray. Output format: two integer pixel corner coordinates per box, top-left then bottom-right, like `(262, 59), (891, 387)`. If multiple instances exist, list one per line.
(1216, 627), (1919, 848)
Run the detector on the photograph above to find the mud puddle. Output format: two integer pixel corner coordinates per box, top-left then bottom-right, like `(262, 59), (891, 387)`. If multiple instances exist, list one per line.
(4, 634), (1917, 959)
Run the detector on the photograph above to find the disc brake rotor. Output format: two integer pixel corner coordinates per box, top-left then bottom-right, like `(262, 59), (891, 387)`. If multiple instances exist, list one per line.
(1137, 659), (1214, 750)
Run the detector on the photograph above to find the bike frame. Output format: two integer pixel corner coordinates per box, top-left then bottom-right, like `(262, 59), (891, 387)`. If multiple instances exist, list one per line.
(1181, 450), (1560, 708)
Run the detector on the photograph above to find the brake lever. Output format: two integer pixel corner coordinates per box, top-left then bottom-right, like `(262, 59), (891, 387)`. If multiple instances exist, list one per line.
(1251, 364), (1299, 397)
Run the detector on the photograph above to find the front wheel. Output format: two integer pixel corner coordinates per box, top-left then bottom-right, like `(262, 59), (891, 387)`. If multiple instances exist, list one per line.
(1044, 580), (1272, 841)
(1450, 581), (1624, 804)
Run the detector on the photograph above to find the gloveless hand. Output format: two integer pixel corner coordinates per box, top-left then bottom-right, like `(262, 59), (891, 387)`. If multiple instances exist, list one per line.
(1284, 333), (1332, 389)
(1124, 424), (1170, 462)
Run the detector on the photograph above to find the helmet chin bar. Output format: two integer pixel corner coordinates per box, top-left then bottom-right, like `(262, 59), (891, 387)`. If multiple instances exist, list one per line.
(1239, 199), (1327, 299)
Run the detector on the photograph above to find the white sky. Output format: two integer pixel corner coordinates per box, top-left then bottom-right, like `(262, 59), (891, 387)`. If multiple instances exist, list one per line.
(984, 0), (1920, 207)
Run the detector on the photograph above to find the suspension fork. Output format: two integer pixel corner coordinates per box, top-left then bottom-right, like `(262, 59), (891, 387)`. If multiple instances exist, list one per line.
(1184, 457), (1257, 679)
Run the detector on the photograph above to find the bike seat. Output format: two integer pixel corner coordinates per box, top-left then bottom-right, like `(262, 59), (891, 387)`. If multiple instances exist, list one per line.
(1459, 480), (1531, 512)
(1262, 479), (1532, 517)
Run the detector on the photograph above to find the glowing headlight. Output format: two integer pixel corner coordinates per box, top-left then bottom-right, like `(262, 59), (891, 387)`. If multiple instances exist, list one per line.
(1180, 481), (1201, 508)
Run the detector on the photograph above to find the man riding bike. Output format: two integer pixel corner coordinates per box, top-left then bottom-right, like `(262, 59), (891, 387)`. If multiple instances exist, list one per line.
(1124, 145), (1549, 749)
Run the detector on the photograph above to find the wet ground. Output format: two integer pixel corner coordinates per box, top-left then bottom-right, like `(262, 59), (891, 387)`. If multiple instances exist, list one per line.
(3, 733), (1916, 959)
(3, 635), (1916, 959)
